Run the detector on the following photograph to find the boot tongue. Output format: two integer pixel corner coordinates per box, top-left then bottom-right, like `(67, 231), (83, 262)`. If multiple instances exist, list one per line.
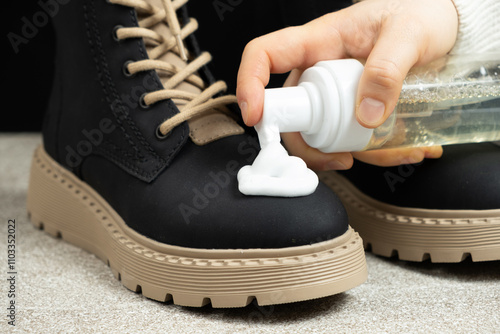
(140, 0), (243, 145)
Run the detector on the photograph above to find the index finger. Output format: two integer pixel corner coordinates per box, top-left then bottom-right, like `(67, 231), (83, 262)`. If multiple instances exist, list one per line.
(236, 16), (345, 126)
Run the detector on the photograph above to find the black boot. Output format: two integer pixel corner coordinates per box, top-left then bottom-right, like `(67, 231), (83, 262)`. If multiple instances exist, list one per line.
(27, 0), (367, 307)
(319, 142), (500, 263)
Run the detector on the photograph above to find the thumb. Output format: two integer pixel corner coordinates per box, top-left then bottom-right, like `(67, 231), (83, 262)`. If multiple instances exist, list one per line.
(355, 25), (421, 128)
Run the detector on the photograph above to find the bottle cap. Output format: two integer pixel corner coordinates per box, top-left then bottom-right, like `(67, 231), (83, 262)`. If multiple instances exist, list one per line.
(301, 59), (374, 152)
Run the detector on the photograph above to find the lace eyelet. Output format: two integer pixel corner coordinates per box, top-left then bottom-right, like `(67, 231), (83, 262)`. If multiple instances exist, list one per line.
(139, 93), (150, 109)
(156, 125), (171, 140)
(122, 60), (135, 77)
(112, 25), (123, 42)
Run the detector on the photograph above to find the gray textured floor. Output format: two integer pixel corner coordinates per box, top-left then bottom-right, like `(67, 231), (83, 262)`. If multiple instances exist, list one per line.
(1, 133), (499, 334)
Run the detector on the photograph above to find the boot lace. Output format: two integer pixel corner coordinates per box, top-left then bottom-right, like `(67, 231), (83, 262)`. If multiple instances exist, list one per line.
(110, 0), (238, 136)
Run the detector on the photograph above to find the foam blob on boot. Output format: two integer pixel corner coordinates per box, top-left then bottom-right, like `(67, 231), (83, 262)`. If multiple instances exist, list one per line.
(237, 142), (318, 197)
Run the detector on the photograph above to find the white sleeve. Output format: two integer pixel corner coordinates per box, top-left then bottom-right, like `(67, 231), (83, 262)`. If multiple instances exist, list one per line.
(450, 0), (500, 54)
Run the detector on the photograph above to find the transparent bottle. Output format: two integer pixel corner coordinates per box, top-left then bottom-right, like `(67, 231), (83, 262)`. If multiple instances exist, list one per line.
(259, 54), (500, 153)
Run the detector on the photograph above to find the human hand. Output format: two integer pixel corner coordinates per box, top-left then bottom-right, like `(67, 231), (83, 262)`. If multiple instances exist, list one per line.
(236, 0), (457, 170)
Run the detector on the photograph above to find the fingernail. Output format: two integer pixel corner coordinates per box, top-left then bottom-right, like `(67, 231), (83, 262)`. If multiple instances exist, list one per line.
(239, 100), (248, 124)
(325, 160), (348, 170)
(358, 97), (385, 126)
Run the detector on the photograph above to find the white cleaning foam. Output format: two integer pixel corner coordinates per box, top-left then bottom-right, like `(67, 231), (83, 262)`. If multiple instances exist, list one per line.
(237, 141), (319, 197)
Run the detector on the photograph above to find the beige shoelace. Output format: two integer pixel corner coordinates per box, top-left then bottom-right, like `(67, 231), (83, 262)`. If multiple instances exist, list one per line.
(110, 0), (238, 136)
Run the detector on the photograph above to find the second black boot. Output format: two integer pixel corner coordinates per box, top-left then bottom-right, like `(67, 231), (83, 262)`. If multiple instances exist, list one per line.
(319, 142), (500, 263)
(26, 0), (367, 307)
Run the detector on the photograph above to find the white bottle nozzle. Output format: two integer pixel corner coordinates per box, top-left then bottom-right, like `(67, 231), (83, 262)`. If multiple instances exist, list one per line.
(263, 86), (314, 132)
(256, 86), (314, 147)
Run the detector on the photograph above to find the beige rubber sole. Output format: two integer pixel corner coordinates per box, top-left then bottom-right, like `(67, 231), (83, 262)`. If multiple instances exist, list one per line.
(319, 171), (500, 263)
(26, 146), (367, 308)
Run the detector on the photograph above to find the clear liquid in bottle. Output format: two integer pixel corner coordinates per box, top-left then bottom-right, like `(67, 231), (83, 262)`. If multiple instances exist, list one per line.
(366, 53), (500, 150)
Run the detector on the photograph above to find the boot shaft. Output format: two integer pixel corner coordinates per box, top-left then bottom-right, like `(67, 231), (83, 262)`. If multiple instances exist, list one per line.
(44, 0), (189, 181)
